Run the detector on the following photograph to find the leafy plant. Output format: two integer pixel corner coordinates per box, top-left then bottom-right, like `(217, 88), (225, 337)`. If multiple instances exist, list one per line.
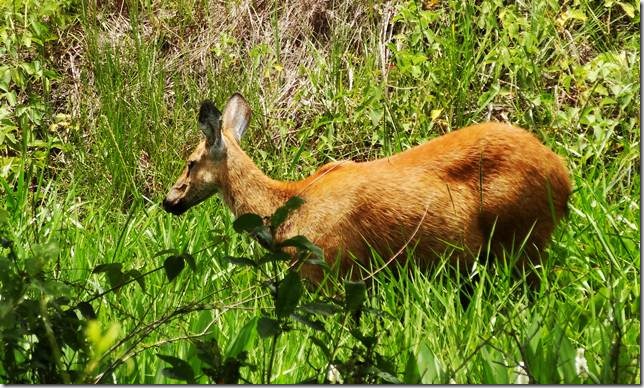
(0, 0), (76, 181)
(0, 0), (639, 384)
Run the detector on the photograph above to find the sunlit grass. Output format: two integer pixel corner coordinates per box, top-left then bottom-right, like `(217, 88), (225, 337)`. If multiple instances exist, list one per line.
(0, 0), (639, 383)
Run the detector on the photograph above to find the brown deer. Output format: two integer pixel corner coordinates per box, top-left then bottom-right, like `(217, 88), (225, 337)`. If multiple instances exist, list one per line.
(163, 93), (572, 283)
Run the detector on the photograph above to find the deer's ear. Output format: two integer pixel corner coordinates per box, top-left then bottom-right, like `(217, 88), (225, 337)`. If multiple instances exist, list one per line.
(198, 100), (224, 153)
(222, 93), (251, 142)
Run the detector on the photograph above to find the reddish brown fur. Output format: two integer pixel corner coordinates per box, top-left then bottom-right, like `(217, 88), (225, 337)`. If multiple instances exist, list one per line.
(163, 95), (572, 283)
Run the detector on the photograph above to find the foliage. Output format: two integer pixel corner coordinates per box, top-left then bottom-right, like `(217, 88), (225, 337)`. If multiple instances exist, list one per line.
(0, 0), (77, 181)
(0, 0), (639, 384)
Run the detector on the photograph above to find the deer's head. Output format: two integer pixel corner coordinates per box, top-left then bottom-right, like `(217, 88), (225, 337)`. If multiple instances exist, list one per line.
(162, 93), (251, 215)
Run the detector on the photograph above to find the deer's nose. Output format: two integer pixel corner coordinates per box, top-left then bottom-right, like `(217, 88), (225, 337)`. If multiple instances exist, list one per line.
(162, 197), (186, 215)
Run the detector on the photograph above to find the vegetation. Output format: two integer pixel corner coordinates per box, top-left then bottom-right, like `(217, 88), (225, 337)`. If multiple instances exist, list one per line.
(0, 0), (639, 383)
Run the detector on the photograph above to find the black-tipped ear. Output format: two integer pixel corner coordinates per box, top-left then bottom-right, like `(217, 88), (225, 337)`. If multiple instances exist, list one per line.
(198, 100), (222, 147)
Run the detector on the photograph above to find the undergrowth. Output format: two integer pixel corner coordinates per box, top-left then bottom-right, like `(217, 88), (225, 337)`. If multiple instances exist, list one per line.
(0, 0), (640, 383)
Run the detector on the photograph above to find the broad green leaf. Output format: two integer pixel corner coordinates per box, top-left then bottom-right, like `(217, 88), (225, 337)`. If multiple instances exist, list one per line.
(233, 213), (264, 234)
(92, 263), (123, 274)
(33, 241), (60, 259)
(309, 336), (331, 359)
(226, 317), (258, 358)
(271, 196), (305, 229)
(350, 329), (377, 349)
(24, 257), (45, 276)
(344, 280), (366, 312)
(126, 269), (145, 291)
(194, 338), (222, 369)
(280, 235), (323, 259)
(403, 351), (421, 384)
(224, 256), (256, 267)
(417, 342), (445, 384)
(92, 263), (127, 290)
(291, 313), (325, 332)
(77, 301), (97, 320)
(301, 302), (342, 316)
(258, 251), (292, 265)
(157, 354), (195, 383)
(555, 328), (576, 383)
(106, 268), (127, 290)
(181, 253), (196, 271)
(163, 255), (185, 282)
(617, 1), (635, 18)
(480, 348), (508, 384)
(276, 271), (303, 318)
(29, 20), (50, 40)
(4, 91), (16, 106)
(257, 316), (281, 338)
(366, 366), (401, 383)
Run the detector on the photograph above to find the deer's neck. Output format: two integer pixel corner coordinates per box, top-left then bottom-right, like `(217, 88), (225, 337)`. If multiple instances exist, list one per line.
(220, 147), (294, 218)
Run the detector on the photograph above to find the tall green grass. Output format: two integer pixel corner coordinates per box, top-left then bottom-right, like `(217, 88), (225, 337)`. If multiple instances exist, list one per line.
(0, 0), (639, 383)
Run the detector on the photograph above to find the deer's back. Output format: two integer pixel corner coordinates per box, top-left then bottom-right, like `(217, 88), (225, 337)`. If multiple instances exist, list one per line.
(283, 122), (571, 280)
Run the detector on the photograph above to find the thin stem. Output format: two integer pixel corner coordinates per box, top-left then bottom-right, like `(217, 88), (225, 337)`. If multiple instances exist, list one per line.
(80, 265), (164, 306)
(266, 333), (279, 384)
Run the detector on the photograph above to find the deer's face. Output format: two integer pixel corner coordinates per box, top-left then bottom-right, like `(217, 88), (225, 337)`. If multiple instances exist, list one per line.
(162, 94), (251, 215)
(162, 140), (222, 215)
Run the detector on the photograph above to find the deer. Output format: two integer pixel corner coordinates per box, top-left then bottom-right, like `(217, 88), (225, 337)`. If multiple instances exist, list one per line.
(162, 93), (572, 285)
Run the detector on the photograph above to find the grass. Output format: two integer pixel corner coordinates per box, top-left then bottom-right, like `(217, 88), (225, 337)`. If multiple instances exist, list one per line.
(0, 0), (640, 383)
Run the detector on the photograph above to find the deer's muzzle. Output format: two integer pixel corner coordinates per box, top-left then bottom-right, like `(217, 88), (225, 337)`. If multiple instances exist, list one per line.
(162, 196), (188, 216)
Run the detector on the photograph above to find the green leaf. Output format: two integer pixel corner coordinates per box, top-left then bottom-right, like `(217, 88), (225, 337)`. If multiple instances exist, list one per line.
(181, 253), (196, 271)
(253, 225), (273, 248)
(77, 301), (97, 320)
(276, 271), (303, 318)
(157, 354), (195, 383)
(92, 263), (123, 274)
(344, 280), (366, 312)
(152, 248), (179, 258)
(302, 257), (330, 270)
(271, 196), (305, 229)
(126, 269), (145, 291)
(301, 302), (342, 316)
(226, 317), (258, 358)
(106, 269), (127, 290)
(479, 348), (508, 384)
(29, 20), (50, 40)
(309, 336), (331, 359)
(164, 255), (185, 282)
(233, 213), (264, 234)
(257, 316), (281, 338)
(24, 257), (45, 277)
(555, 328), (576, 383)
(33, 241), (60, 259)
(350, 329), (377, 349)
(93, 263), (127, 289)
(194, 338), (222, 369)
(367, 366), (401, 383)
(280, 235), (323, 259)
(291, 313), (325, 331)
(4, 91), (16, 106)
(224, 256), (257, 267)
(403, 351), (421, 384)
(416, 342), (445, 384)
(617, 1), (635, 18)
(258, 251), (292, 265)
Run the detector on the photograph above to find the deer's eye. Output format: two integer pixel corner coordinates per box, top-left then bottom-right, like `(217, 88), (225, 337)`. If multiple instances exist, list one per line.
(188, 160), (197, 176)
